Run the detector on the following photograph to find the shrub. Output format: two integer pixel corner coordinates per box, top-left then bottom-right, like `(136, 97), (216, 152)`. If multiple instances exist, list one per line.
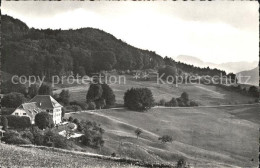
(158, 99), (166, 106)
(31, 126), (44, 145)
(86, 83), (103, 102)
(21, 130), (34, 143)
(190, 101), (198, 106)
(0, 108), (15, 115)
(61, 107), (66, 118)
(86, 83), (116, 109)
(248, 86), (259, 97)
(80, 120), (105, 148)
(59, 89), (70, 105)
(1, 92), (26, 108)
(88, 102), (96, 110)
(6, 136), (31, 145)
(167, 98), (178, 107)
(111, 152), (116, 157)
(176, 158), (187, 168)
(101, 83), (116, 108)
(65, 105), (82, 112)
(184, 100), (190, 107)
(135, 128), (143, 139)
(124, 88), (155, 111)
(35, 112), (53, 130)
(95, 98), (106, 109)
(158, 135), (173, 143)
(2, 130), (20, 140)
(44, 130), (68, 149)
(4, 115), (31, 129)
(68, 116), (74, 122)
(2, 130), (31, 145)
(92, 135), (105, 148)
(77, 123), (84, 132)
(181, 92), (189, 103)
(70, 101), (88, 110)
(0, 116), (8, 130)
(176, 98), (185, 107)
(73, 118), (79, 125)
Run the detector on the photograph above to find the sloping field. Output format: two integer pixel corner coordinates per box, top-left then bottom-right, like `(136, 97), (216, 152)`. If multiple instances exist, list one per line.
(224, 105), (260, 125)
(0, 143), (140, 168)
(54, 75), (256, 106)
(67, 106), (259, 168)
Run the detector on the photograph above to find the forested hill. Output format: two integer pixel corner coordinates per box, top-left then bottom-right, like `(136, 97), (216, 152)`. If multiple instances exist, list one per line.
(2, 15), (164, 78)
(2, 15), (226, 79)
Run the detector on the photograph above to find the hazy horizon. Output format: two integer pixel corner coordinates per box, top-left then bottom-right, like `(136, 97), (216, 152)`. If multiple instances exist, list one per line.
(2, 1), (259, 65)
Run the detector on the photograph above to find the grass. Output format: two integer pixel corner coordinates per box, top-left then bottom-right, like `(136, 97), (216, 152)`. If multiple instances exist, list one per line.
(225, 105), (260, 125)
(53, 75), (256, 105)
(66, 105), (259, 168)
(0, 143), (141, 168)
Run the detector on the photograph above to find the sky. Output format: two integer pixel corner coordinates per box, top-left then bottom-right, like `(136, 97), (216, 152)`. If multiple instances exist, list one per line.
(2, 1), (259, 64)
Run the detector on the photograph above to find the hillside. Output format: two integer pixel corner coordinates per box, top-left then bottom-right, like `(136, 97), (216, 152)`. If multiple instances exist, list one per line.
(54, 75), (257, 106)
(67, 105), (259, 168)
(2, 14), (164, 78)
(2, 14), (229, 79)
(0, 143), (140, 168)
(175, 55), (258, 74)
(236, 67), (259, 86)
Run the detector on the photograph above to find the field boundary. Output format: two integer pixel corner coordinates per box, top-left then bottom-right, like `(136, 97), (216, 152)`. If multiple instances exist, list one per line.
(68, 103), (260, 114)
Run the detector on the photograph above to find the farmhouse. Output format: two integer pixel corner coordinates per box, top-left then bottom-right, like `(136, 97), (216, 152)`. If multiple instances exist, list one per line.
(12, 102), (42, 124)
(29, 95), (63, 124)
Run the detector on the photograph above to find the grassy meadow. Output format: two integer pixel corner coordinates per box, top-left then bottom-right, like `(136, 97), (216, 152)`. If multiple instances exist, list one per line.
(53, 74), (256, 106)
(66, 105), (259, 168)
(5, 73), (257, 167)
(0, 143), (141, 168)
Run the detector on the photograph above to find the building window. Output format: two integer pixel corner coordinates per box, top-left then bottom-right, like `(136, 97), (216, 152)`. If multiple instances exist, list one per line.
(15, 113), (18, 116)
(23, 113), (26, 115)
(46, 109), (49, 112)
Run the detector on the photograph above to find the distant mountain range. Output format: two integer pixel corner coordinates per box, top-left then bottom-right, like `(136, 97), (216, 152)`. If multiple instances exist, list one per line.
(175, 55), (258, 74)
(236, 67), (259, 86)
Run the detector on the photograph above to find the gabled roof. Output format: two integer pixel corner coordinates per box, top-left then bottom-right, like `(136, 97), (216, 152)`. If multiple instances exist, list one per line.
(13, 102), (42, 118)
(29, 95), (63, 109)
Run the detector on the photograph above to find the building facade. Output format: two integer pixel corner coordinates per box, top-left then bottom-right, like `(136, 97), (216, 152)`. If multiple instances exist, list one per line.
(29, 95), (63, 124)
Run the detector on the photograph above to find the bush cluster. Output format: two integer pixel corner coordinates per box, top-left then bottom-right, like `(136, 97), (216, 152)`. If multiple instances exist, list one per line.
(1, 92), (26, 108)
(68, 116), (105, 149)
(0, 115), (31, 129)
(214, 84), (259, 98)
(1, 126), (69, 149)
(35, 112), (54, 130)
(158, 135), (173, 143)
(124, 88), (155, 111)
(158, 92), (198, 107)
(86, 83), (116, 110)
(65, 105), (82, 112)
(0, 108), (16, 115)
(69, 101), (89, 110)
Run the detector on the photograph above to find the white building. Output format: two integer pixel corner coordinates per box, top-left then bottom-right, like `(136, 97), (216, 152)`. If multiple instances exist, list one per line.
(29, 95), (63, 124)
(12, 102), (42, 124)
